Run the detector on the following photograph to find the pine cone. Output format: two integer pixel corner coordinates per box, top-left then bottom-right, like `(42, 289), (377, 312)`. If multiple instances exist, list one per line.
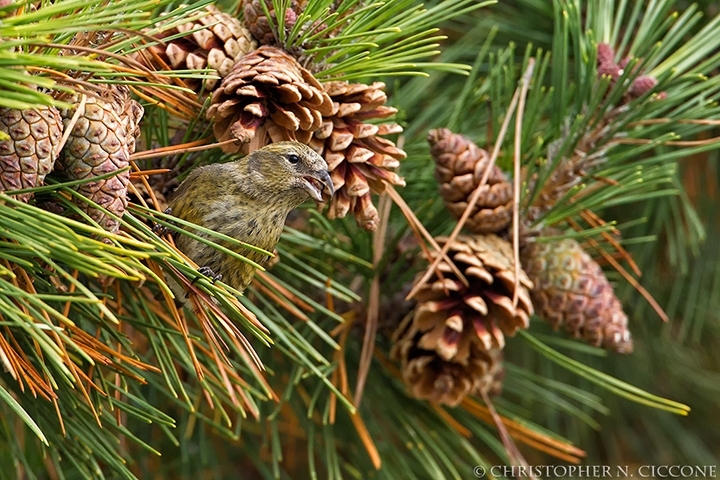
(428, 128), (513, 234)
(409, 233), (533, 359)
(521, 236), (633, 353)
(242, 0), (302, 45)
(390, 233), (528, 406)
(207, 46), (333, 155)
(392, 316), (504, 407)
(0, 105), (63, 202)
(310, 81), (406, 231)
(134, 5), (257, 92)
(59, 85), (144, 233)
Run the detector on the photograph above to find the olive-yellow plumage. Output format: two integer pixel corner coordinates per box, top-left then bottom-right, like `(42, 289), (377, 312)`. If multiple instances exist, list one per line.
(169, 141), (332, 293)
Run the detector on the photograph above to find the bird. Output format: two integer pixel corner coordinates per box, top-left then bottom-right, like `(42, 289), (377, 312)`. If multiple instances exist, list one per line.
(166, 141), (333, 295)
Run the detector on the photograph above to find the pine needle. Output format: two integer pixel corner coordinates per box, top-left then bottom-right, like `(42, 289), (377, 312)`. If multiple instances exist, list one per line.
(460, 396), (587, 463)
(350, 410), (382, 470)
(385, 185), (468, 293)
(479, 388), (535, 480)
(580, 209), (641, 276)
(55, 93), (86, 153)
(430, 403), (472, 438)
(354, 193), (390, 408)
(129, 137), (214, 160)
(512, 58), (534, 310)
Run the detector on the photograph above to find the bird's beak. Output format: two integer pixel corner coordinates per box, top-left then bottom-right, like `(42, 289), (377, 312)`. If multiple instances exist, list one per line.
(302, 170), (334, 202)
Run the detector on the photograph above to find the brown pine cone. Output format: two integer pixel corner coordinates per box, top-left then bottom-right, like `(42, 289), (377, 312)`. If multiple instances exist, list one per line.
(310, 81), (406, 231)
(241, 0), (303, 45)
(207, 45), (333, 155)
(521, 236), (633, 353)
(59, 85), (144, 233)
(428, 128), (513, 234)
(392, 315), (504, 407)
(409, 233), (534, 359)
(134, 5), (257, 92)
(390, 233), (529, 406)
(0, 105), (63, 202)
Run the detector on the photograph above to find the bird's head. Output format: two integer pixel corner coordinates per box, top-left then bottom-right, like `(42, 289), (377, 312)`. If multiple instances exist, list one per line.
(242, 141), (334, 204)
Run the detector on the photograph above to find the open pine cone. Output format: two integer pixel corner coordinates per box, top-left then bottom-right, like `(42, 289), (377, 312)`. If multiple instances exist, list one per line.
(207, 45), (333, 155)
(390, 233), (529, 406)
(311, 81), (406, 231)
(392, 315), (504, 407)
(59, 85), (144, 234)
(0, 105), (63, 202)
(428, 128), (512, 234)
(409, 233), (534, 357)
(521, 235), (633, 353)
(133, 5), (257, 92)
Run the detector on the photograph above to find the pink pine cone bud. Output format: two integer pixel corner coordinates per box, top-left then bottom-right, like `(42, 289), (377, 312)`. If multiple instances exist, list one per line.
(597, 43), (616, 65)
(629, 75), (658, 98)
(598, 62), (622, 80)
(284, 7), (297, 27)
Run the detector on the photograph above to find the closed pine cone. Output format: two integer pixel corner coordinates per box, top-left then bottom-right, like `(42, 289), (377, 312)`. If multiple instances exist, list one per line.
(428, 128), (513, 234)
(311, 81), (406, 231)
(521, 236), (633, 353)
(133, 5), (257, 92)
(0, 105), (63, 202)
(207, 46), (333, 155)
(59, 85), (144, 233)
(241, 0), (303, 45)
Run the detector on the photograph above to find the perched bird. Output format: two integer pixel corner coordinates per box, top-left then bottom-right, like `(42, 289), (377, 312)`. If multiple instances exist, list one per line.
(167, 141), (333, 294)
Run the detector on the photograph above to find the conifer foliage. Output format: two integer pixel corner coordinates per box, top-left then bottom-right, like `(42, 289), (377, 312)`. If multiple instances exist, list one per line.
(1, 0), (719, 478)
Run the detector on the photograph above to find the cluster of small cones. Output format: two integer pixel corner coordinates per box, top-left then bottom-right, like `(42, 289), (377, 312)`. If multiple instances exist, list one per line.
(0, 84), (143, 235)
(392, 127), (635, 407)
(597, 42), (665, 102)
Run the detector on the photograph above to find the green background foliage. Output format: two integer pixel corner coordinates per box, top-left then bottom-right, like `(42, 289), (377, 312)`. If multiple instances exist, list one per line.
(0, 0), (719, 478)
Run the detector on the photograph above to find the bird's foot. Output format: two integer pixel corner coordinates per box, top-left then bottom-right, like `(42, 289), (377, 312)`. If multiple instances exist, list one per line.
(152, 207), (172, 236)
(195, 266), (223, 284)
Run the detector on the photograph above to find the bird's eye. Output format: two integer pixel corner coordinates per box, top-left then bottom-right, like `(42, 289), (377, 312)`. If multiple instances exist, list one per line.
(287, 153), (300, 164)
